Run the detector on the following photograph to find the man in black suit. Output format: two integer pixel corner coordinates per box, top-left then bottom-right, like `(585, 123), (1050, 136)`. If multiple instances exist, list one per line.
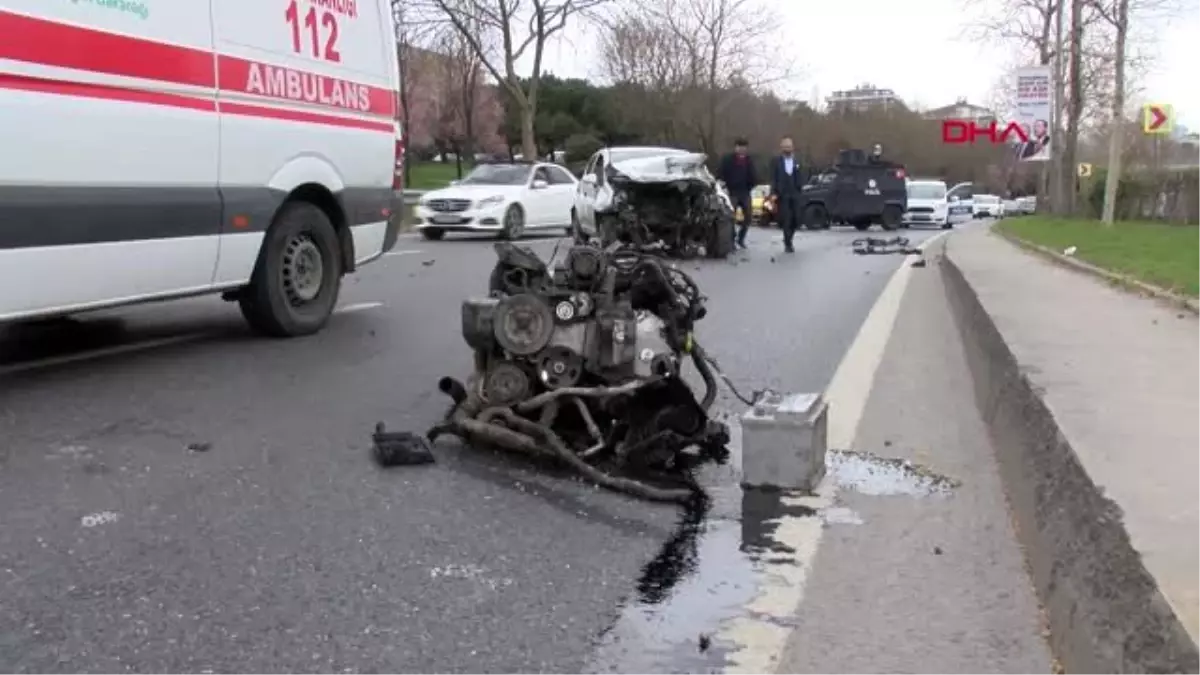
(770, 135), (804, 253)
(717, 137), (758, 249)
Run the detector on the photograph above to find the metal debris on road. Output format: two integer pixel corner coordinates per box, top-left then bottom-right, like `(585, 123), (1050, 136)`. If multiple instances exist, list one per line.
(372, 422), (435, 467)
(424, 241), (732, 503)
(852, 236), (920, 255)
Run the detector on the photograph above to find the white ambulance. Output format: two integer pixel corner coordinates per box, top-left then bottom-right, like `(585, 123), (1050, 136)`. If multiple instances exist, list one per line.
(0, 0), (402, 337)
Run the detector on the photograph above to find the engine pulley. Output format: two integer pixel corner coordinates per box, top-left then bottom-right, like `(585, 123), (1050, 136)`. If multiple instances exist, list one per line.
(537, 346), (584, 390)
(493, 293), (555, 356)
(566, 246), (603, 280)
(482, 362), (532, 406)
(553, 300), (576, 322)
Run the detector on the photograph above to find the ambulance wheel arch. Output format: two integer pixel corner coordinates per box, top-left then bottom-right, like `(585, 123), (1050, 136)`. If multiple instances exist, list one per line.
(266, 158), (357, 273)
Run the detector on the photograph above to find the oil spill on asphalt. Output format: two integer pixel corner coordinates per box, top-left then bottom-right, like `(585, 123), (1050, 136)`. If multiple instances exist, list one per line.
(583, 481), (808, 674)
(584, 423), (960, 673)
(583, 419), (828, 674)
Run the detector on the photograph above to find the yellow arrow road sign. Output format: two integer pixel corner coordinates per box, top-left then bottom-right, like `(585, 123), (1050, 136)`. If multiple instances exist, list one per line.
(1143, 103), (1173, 135)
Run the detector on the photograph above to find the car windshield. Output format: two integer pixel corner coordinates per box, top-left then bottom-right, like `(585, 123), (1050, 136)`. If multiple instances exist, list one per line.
(907, 183), (947, 199)
(608, 148), (689, 163)
(460, 164), (532, 186)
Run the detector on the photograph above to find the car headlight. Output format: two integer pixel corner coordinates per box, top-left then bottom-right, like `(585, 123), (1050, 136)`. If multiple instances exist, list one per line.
(477, 195), (504, 208)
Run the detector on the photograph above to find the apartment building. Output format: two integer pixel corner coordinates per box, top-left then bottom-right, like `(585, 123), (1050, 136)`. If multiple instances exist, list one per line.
(825, 83), (903, 114)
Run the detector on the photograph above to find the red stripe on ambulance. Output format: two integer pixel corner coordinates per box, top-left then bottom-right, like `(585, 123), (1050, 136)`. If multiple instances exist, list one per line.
(0, 9), (397, 124)
(0, 9), (215, 87)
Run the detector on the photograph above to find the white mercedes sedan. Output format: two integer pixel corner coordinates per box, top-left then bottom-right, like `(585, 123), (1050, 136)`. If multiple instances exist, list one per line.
(414, 162), (578, 241)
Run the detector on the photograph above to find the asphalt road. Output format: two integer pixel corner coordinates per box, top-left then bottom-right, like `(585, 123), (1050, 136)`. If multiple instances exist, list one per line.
(0, 224), (946, 673)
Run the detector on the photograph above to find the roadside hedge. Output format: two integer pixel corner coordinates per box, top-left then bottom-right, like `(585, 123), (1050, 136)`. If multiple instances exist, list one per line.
(1085, 167), (1199, 224)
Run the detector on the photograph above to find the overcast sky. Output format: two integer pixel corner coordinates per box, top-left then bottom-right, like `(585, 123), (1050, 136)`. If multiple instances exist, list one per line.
(520, 0), (1200, 132)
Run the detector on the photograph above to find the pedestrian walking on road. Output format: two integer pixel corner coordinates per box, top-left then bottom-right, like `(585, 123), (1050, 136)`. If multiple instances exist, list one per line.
(718, 137), (758, 249)
(771, 135), (804, 253)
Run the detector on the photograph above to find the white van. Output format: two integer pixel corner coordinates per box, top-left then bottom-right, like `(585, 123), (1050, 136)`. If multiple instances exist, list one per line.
(0, 0), (402, 337)
(903, 179), (951, 229)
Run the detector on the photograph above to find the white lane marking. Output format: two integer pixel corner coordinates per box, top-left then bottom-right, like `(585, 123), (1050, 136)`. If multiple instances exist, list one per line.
(0, 333), (208, 376)
(385, 250), (421, 257)
(334, 302), (383, 314)
(717, 230), (952, 674)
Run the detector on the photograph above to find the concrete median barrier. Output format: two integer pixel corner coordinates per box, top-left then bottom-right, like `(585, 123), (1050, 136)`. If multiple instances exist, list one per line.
(940, 235), (1199, 673)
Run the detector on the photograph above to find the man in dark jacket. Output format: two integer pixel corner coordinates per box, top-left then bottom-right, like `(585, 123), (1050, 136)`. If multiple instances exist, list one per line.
(717, 138), (758, 249)
(770, 135), (804, 253)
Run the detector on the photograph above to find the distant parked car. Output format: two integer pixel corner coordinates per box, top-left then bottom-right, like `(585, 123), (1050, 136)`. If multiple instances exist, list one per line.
(751, 184), (773, 224)
(973, 194), (1004, 219)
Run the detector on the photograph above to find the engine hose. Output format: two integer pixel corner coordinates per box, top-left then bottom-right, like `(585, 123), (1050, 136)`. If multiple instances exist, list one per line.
(438, 377), (468, 405)
(689, 343), (718, 411)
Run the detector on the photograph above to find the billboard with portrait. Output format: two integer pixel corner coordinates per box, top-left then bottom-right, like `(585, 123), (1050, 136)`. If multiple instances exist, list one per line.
(1013, 66), (1052, 162)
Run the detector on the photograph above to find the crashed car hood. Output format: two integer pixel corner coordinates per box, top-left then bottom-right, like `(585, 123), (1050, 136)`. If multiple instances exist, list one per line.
(610, 152), (714, 184)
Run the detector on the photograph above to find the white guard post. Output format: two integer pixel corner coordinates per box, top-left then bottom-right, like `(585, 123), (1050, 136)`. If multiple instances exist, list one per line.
(740, 392), (829, 492)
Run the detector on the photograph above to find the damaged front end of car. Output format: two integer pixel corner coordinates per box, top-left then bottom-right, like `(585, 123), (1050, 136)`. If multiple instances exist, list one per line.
(596, 152), (736, 259)
(427, 241), (731, 502)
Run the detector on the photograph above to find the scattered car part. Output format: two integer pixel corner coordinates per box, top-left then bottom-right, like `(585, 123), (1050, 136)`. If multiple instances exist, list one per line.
(852, 236), (921, 255)
(428, 242), (731, 503)
(373, 422), (436, 467)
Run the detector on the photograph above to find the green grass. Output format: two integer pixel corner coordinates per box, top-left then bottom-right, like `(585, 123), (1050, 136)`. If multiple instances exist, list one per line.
(996, 216), (1200, 297)
(406, 162), (470, 190)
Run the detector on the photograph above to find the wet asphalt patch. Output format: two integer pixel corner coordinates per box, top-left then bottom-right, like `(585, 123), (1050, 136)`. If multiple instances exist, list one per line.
(585, 433), (960, 673)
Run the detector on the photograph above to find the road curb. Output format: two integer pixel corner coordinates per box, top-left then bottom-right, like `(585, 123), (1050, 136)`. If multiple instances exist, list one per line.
(993, 226), (1200, 315)
(939, 235), (1200, 674)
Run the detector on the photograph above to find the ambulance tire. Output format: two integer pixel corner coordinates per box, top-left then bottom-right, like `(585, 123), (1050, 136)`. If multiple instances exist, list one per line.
(240, 201), (343, 338)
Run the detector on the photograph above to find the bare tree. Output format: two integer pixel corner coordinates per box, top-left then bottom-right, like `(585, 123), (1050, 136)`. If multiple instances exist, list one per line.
(431, 22), (486, 177)
(598, 0), (791, 155)
(392, 0), (434, 185)
(420, 0), (610, 160)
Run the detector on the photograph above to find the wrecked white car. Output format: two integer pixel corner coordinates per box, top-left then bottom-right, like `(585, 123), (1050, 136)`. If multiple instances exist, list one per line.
(571, 146), (735, 259)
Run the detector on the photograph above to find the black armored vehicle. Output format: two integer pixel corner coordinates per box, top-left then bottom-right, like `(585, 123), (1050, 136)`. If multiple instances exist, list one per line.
(798, 147), (908, 231)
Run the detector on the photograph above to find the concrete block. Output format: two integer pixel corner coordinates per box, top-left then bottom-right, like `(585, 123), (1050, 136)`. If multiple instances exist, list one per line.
(740, 392), (828, 491)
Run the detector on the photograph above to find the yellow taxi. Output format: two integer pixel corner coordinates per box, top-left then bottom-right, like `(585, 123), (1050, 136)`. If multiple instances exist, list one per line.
(751, 184), (775, 225)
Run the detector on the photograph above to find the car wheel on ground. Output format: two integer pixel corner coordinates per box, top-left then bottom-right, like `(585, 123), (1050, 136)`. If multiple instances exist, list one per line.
(880, 204), (903, 231)
(421, 227), (445, 241)
(238, 201), (343, 338)
(706, 210), (735, 258)
(941, 219), (953, 230)
(499, 204), (525, 240)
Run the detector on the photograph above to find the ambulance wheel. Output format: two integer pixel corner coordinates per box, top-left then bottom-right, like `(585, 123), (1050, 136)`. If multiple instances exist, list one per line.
(239, 201), (343, 338)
